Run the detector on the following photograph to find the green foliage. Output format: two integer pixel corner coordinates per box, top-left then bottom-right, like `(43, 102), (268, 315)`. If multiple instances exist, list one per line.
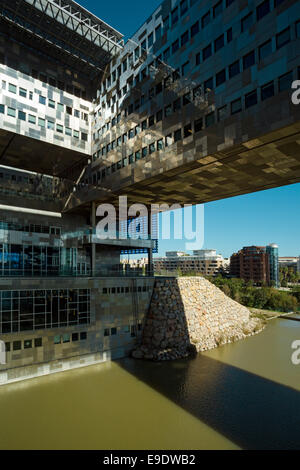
(207, 276), (298, 313)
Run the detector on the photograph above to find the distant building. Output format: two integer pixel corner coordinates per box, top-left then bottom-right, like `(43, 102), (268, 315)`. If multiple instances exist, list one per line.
(230, 244), (279, 287)
(279, 257), (299, 273)
(154, 250), (229, 276)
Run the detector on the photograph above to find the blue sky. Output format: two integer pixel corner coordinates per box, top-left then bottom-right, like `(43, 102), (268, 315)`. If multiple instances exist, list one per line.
(81, 0), (300, 258)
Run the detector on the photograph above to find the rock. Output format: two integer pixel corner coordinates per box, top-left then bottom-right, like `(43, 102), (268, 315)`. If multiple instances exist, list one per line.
(134, 277), (264, 362)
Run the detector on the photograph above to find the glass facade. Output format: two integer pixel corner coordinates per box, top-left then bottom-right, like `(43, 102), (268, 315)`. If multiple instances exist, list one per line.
(266, 244), (279, 287)
(0, 289), (90, 334)
(0, 244), (78, 277)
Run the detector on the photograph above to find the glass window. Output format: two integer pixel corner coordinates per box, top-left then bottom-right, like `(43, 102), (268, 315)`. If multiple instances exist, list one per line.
(8, 83), (17, 94)
(24, 339), (32, 349)
(229, 60), (240, 78)
(149, 143), (156, 154)
(259, 40), (272, 60)
(65, 127), (72, 136)
(216, 69), (226, 86)
(213, 1), (223, 17)
(245, 90), (258, 108)
(227, 27), (233, 43)
(296, 21), (300, 39)
(191, 21), (199, 37)
(7, 107), (16, 117)
(49, 99), (55, 109)
(73, 130), (79, 139)
(261, 81), (274, 100)
(0, 104), (4, 114)
(180, 0), (188, 16)
(174, 129), (182, 142)
(38, 117), (45, 127)
(205, 112), (215, 127)
(13, 341), (21, 351)
(63, 334), (70, 343)
(241, 13), (253, 32)
(165, 134), (173, 147)
(28, 114), (36, 124)
(181, 30), (189, 47)
(142, 147), (148, 158)
(157, 139), (164, 151)
(171, 6), (179, 25)
(81, 132), (88, 142)
(278, 71), (293, 92)
(54, 335), (61, 344)
(202, 11), (210, 28)
(276, 28), (291, 49)
(57, 103), (64, 113)
(18, 110), (26, 121)
(34, 338), (42, 347)
(215, 35), (224, 52)
(218, 105), (227, 121)
(257, 0), (270, 21)
(243, 50), (255, 70)
(231, 98), (242, 114)
(47, 120), (54, 130)
(39, 95), (46, 105)
(194, 118), (203, 132)
(56, 124), (63, 134)
(203, 44), (212, 61)
(19, 88), (27, 98)
(172, 39), (179, 54)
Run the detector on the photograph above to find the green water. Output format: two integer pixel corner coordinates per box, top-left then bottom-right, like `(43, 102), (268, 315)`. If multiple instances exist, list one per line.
(0, 318), (299, 450)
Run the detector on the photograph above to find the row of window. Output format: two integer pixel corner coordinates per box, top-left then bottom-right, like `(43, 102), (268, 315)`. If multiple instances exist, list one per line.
(31, 69), (87, 99)
(0, 105), (88, 141)
(0, 221), (61, 235)
(197, 20), (297, 66)
(93, 65), (295, 165)
(4, 81), (89, 120)
(4, 331), (88, 352)
(92, 69), (296, 183)
(0, 289), (90, 334)
(104, 324), (142, 337)
(103, 0), (287, 95)
(98, 19), (298, 136)
(102, 285), (152, 294)
(4, 337), (42, 352)
(54, 331), (87, 344)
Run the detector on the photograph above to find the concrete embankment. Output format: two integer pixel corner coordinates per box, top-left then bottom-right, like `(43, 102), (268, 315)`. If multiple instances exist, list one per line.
(132, 277), (264, 361)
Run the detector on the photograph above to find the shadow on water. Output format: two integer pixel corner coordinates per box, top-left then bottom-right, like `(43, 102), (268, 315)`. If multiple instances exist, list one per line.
(117, 354), (300, 450)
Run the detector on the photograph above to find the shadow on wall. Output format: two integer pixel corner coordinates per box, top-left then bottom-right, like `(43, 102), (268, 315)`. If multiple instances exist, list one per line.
(132, 278), (196, 361)
(117, 354), (300, 450)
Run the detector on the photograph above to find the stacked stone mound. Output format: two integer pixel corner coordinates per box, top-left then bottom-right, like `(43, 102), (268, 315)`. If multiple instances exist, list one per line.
(132, 277), (264, 361)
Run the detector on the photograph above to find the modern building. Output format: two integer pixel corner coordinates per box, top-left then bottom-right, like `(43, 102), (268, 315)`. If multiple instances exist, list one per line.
(230, 244), (279, 286)
(279, 256), (299, 273)
(0, 0), (299, 383)
(154, 249), (229, 276)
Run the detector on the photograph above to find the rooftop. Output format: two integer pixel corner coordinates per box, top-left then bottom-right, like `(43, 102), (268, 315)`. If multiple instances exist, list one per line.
(0, 0), (124, 78)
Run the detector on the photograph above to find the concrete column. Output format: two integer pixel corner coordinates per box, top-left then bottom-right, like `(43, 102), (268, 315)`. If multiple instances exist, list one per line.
(91, 201), (96, 276)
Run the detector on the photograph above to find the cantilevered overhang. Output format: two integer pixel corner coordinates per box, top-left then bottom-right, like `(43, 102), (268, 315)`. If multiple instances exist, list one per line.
(0, 0), (123, 78)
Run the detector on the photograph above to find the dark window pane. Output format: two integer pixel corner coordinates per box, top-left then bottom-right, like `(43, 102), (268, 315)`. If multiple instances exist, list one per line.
(261, 81), (274, 100)
(276, 28), (291, 49)
(229, 60), (240, 78)
(278, 71), (293, 92)
(243, 51), (255, 70)
(257, 0), (270, 21)
(245, 90), (258, 108)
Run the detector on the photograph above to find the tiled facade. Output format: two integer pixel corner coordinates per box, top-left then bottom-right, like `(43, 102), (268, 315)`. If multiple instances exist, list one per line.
(0, 276), (155, 384)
